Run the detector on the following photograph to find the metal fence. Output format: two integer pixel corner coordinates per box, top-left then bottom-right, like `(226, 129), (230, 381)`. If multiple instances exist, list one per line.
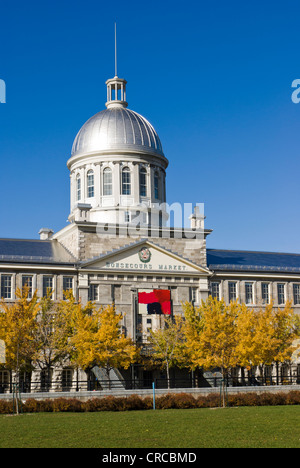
(0, 369), (299, 394)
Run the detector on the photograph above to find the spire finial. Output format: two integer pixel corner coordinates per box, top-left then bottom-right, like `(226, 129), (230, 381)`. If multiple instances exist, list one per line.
(105, 24), (128, 109)
(115, 22), (117, 77)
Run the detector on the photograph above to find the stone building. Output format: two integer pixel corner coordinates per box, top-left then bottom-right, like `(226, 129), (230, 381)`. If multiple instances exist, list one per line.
(0, 71), (300, 390)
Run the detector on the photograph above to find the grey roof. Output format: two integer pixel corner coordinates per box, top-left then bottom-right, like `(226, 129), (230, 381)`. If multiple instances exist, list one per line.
(207, 249), (300, 273)
(71, 107), (165, 158)
(0, 239), (76, 265)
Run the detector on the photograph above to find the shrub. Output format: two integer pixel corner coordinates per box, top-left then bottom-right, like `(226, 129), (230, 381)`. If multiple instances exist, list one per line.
(142, 396), (154, 410)
(286, 390), (300, 405)
(83, 398), (103, 412)
(155, 394), (177, 410)
(0, 390), (299, 414)
(119, 395), (146, 411)
(228, 392), (260, 407)
(0, 399), (13, 414)
(173, 393), (196, 409)
(39, 399), (54, 412)
(52, 397), (83, 412)
(89, 396), (119, 411)
(23, 398), (41, 413)
(196, 393), (220, 408)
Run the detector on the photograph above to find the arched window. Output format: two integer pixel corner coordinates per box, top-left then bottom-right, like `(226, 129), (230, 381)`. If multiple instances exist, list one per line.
(87, 170), (94, 198)
(154, 171), (159, 199)
(140, 167), (147, 197)
(76, 174), (81, 201)
(122, 167), (131, 195)
(103, 167), (112, 196)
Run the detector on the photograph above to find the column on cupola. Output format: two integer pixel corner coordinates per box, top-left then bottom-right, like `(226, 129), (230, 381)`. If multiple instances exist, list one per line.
(113, 162), (121, 207)
(94, 164), (101, 206)
(70, 172), (75, 210)
(80, 167), (85, 202)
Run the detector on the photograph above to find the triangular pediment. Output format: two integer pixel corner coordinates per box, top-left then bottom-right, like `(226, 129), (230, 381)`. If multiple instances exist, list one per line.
(79, 240), (211, 275)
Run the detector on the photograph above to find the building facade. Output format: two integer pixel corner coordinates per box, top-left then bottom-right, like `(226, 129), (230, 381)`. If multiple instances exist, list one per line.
(1, 72), (300, 390)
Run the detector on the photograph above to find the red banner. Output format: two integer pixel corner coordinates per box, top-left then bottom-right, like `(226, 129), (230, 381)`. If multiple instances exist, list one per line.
(138, 289), (171, 315)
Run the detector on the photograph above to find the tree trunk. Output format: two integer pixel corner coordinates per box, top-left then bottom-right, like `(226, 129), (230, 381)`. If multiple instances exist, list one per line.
(221, 368), (227, 408)
(106, 366), (111, 390)
(166, 362), (170, 389)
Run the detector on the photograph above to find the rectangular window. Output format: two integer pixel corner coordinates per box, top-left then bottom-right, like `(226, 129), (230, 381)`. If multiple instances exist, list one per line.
(0, 370), (9, 385)
(22, 275), (33, 298)
(245, 282), (253, 304)
(140, 169), (147, 197)
(190, 287), (198, 303)
(1, 275), (12, 299)
(293, 284), (300, 305)
(89, 284), (99, 302)
(261, 283), (269, 304)
(62, 369), (73, 389)
(211, 282), (220, 300)
(103, 169), (112, 196)
(154, 173), (159, 199)
(277, 283), (285, 305)
(43, 276), (53, 297)
(76, 176), (81, 201)
(122, 169), (131, 195)
(87, 171), (94, 198)
(228, 282), (237, 302)
(63, 277), (73, 299)
(124, 211), (130, 223)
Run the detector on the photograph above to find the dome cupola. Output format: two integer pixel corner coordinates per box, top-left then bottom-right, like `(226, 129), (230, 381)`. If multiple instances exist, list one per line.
(67, 74), (168, 227)
(69, 76), (166, 161)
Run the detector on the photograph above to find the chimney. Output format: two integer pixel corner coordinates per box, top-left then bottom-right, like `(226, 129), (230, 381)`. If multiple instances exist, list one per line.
(189, 205), (205, 230)
(39, 228), (54, 240)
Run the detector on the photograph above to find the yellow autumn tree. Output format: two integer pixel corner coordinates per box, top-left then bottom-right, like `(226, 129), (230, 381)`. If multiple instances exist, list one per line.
(55, 291), (94, 364)
(31, 291), (89, 385)
(250, 301), (300, 377)
(183, 297), (241, 406)
(235, 304), (257, 369)
(183, 297), (300, 393)
(0, 286), (39, 381)
(183, 297), (240, 376)
(147, 315), (186, 388)
(271, 301), (300, 364)
(70, 304), (139, 386)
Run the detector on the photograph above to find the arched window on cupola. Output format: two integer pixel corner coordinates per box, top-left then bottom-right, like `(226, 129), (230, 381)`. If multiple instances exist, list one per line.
(76, 174), (81, 201)
(103, 167), (112, 196)
(140, 167), (147, 197)
(122, 167), (131, 195)
(87, 170), (94, 198)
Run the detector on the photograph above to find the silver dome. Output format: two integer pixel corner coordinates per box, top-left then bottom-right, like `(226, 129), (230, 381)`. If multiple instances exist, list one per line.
(71, 107), (164, 158)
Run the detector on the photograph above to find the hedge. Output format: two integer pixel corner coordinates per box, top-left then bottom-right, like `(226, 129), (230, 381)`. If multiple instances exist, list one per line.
(0, 391), (300, 414)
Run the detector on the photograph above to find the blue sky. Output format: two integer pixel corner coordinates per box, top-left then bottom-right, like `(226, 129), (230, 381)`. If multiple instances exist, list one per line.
(0, 0), (300, 253)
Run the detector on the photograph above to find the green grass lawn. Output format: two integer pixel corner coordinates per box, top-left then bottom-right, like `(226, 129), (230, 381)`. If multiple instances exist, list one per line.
(0, 406), (299, 448)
